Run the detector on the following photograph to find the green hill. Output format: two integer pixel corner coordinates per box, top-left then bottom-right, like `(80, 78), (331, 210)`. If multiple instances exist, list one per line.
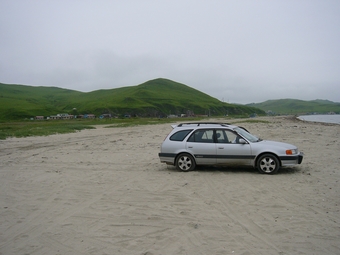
(247, 99), (340, 115)
(0, 78), (264, 120)
(0, 84), (82, 119)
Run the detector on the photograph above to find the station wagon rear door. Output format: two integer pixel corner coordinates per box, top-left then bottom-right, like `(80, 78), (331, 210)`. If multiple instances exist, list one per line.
(186, 129), (216, 165)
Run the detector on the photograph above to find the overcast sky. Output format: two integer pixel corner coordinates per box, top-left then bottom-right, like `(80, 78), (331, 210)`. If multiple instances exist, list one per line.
(1, 1), (339, 104)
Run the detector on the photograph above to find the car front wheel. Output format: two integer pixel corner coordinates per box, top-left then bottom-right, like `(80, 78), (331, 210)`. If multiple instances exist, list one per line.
(257, 154), (280, 174)
(175, 153), (196, 171)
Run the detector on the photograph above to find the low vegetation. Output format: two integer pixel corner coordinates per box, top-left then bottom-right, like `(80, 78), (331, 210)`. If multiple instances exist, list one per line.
(0, 117), (204, 140)
(0, 120), (95, 140)
(230, 119), (270, 124)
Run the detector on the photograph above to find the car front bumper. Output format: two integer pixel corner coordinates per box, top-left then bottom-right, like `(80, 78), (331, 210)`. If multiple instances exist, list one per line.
(298, 152), (304, 164)
(280, 152), (304, 166)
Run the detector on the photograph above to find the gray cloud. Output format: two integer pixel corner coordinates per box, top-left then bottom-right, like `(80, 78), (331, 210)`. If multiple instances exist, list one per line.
(1, 0), (339, 104)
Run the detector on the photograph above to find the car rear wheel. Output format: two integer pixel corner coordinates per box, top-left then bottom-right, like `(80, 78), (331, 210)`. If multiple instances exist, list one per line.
(257, 154), (280, 174)
(176, 153), (196, 171)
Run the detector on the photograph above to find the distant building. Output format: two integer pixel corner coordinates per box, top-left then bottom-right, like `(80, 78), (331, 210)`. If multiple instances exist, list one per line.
(99, 114), (112, 119)
(83, 114), (96, 119)
(60, 114), (73, 119)
(266, 110), (275, 115)
(49, 113), (74, 120)
(50, 115), (61, 120)
(167, 114), (178, 118)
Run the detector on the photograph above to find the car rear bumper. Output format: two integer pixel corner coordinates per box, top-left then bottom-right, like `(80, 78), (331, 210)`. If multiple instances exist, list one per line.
(159, 153), (176, 165)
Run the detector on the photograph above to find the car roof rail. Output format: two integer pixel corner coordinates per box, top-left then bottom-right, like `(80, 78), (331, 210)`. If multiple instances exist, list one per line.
(176, 122), (231, 127)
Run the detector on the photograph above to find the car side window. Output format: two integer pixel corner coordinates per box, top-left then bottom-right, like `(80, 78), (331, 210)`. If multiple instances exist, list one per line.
(217, 129), (241, 144)
(216, 130), (228, 143)
(188, 129), (214, 143)
(170, 129), (193, 141)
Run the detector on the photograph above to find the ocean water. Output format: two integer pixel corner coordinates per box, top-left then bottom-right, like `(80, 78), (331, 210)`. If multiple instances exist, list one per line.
(297, 114), (340, 124)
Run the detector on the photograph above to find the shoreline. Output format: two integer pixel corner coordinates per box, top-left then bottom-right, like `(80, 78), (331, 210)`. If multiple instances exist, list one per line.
(296, 114), (340, 125)
(1, 116), (339, 254)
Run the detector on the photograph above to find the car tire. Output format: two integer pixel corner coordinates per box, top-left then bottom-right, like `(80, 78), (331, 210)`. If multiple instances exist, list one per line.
(257, 154), (280, 174)
(175, 153), (196, 172)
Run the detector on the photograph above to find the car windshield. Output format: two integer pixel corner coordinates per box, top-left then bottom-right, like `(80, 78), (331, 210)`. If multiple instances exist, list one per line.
(234, 127), (261, 143)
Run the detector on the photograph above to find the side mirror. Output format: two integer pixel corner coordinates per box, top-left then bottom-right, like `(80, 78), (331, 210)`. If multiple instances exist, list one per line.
(238, 138), (247, 144)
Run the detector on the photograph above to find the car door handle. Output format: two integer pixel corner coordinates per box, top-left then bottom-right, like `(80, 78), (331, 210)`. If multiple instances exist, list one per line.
(218, 147), (224, 149)
(188, 146), (193, 148)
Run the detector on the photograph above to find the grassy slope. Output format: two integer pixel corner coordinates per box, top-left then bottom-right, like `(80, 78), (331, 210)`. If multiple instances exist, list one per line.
(71, 79), (230, 114)
(0, 84), (82, 119)
(247, 99), (340, 114)
(0, 78), (264, 120)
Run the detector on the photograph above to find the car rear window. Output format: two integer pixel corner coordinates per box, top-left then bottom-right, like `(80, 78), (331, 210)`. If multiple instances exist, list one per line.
(170, 129), (193, 141)
(187, 129), (214, 143)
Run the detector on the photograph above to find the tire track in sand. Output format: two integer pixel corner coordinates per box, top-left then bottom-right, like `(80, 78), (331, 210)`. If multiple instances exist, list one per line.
(199, 172), (284, 254)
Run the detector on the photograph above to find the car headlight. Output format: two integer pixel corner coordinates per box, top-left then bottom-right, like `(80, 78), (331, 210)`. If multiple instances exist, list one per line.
(286, 149), (298, 155)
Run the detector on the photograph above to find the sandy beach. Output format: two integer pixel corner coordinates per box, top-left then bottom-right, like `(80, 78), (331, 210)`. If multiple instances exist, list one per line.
(0, 116), (339, 255)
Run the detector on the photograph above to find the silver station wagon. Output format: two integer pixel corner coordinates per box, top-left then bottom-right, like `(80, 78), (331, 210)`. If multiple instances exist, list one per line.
(159, 122), (303, 174)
